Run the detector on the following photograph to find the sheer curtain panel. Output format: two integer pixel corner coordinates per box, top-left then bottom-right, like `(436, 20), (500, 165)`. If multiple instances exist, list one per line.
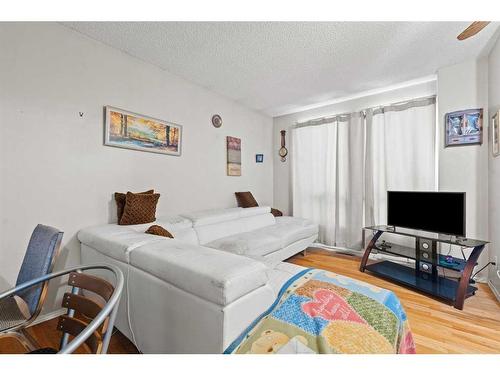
(365, 99), (437, 227)
(292, 114), (364, 248)
(292, 96), (436, 251)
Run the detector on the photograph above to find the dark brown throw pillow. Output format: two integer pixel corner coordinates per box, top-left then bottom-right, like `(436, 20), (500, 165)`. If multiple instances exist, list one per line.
(115, 189), (154, 222)
(271, 208), (283, 217)
(145, 225), (174, 238)
(119, 192), (160, 225)
(235, 191), (259, 208)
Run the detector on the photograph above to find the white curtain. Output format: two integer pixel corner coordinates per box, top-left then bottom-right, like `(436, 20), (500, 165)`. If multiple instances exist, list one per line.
(292, 114), (364, 248)
(365, 102), (437, 227)
(292, 97), (436, 250)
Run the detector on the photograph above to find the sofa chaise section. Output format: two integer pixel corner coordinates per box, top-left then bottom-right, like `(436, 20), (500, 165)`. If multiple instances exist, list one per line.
(78, 207), (318, 353)
(129, 240), (268, 306)
(204, 216), (318, 260)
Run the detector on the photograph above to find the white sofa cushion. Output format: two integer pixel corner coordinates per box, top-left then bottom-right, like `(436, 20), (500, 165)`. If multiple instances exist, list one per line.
(78, 215), (198, 262)
(181, 208), (243, 227)
(129, 240), (268, 306)
(195, 213), (276, 245)
(127, 216), (199, 244)
(205, 231), (282, 257)
(239, 206), (271, 217)
(267, 262), (306, 294)
(180, 206), (271, 227)
(204, 216), (318, 258)
(78, 224), (170, 262)
(260, 216), (318, 248)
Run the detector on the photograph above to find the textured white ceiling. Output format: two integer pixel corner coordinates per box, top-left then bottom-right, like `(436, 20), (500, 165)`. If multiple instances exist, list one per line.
(62, 22), (498, 117)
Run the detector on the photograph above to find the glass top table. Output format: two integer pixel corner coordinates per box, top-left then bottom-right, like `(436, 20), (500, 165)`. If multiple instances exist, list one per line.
(364, 225), (488, 247)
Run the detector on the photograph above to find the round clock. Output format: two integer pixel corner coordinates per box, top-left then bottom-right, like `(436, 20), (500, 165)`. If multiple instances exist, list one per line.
(211, 114), (223, 128)
(279, 146), (288, 160)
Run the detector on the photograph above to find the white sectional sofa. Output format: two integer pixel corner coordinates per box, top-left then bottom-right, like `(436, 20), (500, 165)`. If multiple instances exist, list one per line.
(78, 206), (318, 353)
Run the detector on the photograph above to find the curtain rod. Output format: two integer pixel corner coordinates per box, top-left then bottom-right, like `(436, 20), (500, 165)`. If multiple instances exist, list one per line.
(293, 95), (436, 129)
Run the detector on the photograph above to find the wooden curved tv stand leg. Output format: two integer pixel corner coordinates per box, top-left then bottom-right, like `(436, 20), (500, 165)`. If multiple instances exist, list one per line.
(359, 230), (383, 272)
(454, 244), (485, 310)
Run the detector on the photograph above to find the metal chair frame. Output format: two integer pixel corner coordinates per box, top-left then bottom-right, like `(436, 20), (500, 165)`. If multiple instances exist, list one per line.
(0, 264), (124, 354)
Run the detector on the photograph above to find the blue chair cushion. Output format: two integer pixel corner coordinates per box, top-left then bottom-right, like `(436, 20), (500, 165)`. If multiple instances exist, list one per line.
(15, 224), (63, 314)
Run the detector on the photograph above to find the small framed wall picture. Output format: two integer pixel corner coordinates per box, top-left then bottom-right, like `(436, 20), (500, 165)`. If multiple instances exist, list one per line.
(445, 108), (483, 147)
(227, 136), (241, 176)
(492, 110), (500, 157)
(255, 154), (264, 163)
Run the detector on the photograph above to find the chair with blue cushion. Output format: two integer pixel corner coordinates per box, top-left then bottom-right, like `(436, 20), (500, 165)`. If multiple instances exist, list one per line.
(0, 224), (63, 350)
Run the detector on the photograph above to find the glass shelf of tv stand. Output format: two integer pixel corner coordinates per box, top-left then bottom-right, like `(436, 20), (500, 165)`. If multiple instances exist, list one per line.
(364, 225), (488, 248)
(370, 241), (471, 272)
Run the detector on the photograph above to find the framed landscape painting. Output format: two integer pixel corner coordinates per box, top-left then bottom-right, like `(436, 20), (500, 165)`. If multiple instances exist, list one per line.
(227, 136), (241, 176)
(104, 106), (182, 156)
(445, 108), (483, 147)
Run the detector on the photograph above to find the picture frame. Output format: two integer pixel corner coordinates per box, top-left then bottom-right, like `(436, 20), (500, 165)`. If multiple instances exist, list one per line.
(255, 154), (264, 163)
(445, 108), (483, 147)
(104, 106), (182, 156)
(492, 110), (500, 157)
(227, 136), (241, 176)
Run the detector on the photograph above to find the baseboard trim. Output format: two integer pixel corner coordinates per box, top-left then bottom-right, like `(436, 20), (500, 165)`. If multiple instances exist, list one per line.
(312, 243), (361, 256)
(488, 280), (500, 303)
(314, 243), (415, 266)
(28, 308), (65, 327)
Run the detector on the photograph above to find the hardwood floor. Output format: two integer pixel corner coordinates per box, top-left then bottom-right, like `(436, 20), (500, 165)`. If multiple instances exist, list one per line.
(288, 248), (500, 354)
(1, 248), (499, 354)
(0, 317), (139, 354)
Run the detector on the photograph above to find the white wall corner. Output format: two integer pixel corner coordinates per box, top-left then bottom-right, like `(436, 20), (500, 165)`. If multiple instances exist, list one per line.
(488, 279), (500, 303)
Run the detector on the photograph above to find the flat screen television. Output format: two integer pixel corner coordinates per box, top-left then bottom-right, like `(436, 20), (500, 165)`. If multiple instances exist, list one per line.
(387, 191), (466, 236)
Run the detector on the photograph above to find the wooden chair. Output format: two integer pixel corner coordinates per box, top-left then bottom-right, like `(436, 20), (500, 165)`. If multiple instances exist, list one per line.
(0, 264), (124, 354)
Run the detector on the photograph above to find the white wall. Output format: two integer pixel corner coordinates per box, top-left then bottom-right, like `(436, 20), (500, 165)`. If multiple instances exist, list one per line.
(437, 59), (490, 276)
(273, 80), (437, 215)
(0, 23), (273, 309)
(488, 36), (500, 295)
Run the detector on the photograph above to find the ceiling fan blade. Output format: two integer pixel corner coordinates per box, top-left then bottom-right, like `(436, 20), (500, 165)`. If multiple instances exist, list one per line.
(457, 21), (490, 40)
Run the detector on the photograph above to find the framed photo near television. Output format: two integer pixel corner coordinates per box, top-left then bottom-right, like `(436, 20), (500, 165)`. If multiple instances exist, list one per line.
(445, 108), (483, 147)
(491, 110), (500, 157)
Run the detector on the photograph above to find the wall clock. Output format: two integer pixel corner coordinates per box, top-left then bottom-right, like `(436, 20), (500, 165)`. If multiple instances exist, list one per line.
(279, 130), (288, 162)
(212, 114), (223, 128)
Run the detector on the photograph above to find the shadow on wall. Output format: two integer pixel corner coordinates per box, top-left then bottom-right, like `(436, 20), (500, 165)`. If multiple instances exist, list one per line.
(0, 275), (11, 293)
(42, 194), (119, 317)
(40, 235), (79, 317)
(108, 194), (118, 224)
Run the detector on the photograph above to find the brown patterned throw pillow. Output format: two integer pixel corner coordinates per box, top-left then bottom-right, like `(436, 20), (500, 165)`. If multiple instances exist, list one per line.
(145, 225), (174, 238)
(119, 192), (160, 225)
(235, 191), (259, 208)
(115, 189), (154, 222)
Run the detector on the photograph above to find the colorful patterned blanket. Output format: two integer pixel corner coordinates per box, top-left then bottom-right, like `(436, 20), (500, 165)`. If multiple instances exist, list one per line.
(224, 268), (415, 354)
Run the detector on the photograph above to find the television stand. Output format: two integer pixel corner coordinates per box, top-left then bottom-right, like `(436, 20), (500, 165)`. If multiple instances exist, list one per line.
(359, 226), (488, 310)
